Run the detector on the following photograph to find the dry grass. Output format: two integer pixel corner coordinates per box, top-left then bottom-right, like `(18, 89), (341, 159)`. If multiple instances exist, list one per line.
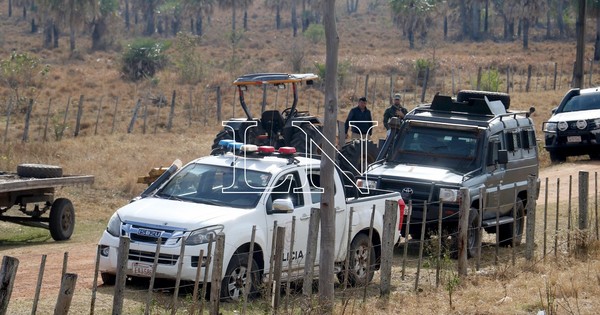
(1, 2), (600, 315)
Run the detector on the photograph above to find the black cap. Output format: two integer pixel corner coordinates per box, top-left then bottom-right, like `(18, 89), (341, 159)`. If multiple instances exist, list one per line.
(359, 97), (367, 102)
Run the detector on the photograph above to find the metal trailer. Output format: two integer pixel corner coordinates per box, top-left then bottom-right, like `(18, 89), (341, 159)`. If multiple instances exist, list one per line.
(0, 164), (94, 241)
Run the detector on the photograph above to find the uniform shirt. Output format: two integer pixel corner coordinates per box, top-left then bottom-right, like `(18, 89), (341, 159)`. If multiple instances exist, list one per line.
(345, 106), (373, 135)
(383, 105), (408, 130)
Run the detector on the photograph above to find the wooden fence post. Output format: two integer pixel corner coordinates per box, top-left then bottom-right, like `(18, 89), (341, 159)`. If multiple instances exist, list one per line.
(74, 95), (84, 137)
(167, 90), (176, 132)
(113, 236), (130, 315)
(94, 97), (103, 136)
(209, 233), (225, 315)
(127, 99), (142, 134)
(457, 187), (469, 277)
(401, 200), (412, 280)
(577, 171), (589, 256)
(3, 98), (13, 145)
(380, 199), (397, 298)
(363, 206), (375, 303)
(0, 256), (19, 315)
(476, 66), (482, 90)
(526, 65), (532, 92)
(22, 98), (33, 142)
(506, 66), (511, 94)
(216, 86), (222, 123)
(32, 254), (47, 315)
(273, 226), (286, 313)
(43, 99), (52, 142)
(60, 96), (71, 140)
(171, 237), (186, 315)
(54, 273), (77, 315)
(420, 67), (429, 103)
(554, 178), (560, 258)
(342, 207), (354, 290)
(145, 237), (162, 315)
(363, 74), (369, 100)
(242, 226), (256, 315)
(553, 62), (558, 90)
(285, 217), (295, 309)
(111, 97), (119, 134)
(302, 208), (320, 298)
(525, 175), (537, 261)
(90, 247), (101, 315)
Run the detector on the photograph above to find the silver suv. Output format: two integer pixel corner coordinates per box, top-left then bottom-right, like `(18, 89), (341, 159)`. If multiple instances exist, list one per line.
(542, 87), (600, 162)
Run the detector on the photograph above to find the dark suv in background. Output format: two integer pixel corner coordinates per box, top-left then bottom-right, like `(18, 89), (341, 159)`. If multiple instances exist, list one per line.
(543, 87), (600, 162)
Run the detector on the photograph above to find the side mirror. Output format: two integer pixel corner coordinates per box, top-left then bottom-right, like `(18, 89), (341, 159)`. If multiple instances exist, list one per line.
(272, 199), (294, 213)
(497, 150), (508, 164)
(551, 107), (557, 114)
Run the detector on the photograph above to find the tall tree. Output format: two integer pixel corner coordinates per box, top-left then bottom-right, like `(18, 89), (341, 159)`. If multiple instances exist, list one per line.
(346, 0), (358, 13)
(589, 0), (600, 61)
(36, 0), (63, 48)
(320, 0), (339, 312)
(390, 0), (438, 49)
(292, 0), (298, 36)
(91, 0), (118, 50)
(218, 0), (237, 33)
(133, 0), (164, 36)
(518, 0), (546, 49)
(183, 0), (214, 36)
(493, 0), (518, 40)
(66, 0), (96, 53)
(265, 0), (289, 29)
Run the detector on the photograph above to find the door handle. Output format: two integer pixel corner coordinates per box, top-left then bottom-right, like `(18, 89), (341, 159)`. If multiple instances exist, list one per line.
(300, 214), (310, 221)
(335, 207), (344, 213)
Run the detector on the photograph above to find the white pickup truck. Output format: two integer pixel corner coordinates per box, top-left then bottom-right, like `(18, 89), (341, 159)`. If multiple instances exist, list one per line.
(97, 144), (403, 300)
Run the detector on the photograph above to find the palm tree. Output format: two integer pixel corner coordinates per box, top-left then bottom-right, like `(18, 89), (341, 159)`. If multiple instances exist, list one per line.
(518, 0), (546, 49)
(390, 0), (439, 49)
(218, 0), (237, 33)
(265, 0), (290, 29)
(91, 0), (118, 50)
(183, 0), (214, 35)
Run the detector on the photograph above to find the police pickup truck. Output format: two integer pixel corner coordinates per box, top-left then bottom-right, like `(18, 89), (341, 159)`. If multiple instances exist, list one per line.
(98, 143), (403, 300)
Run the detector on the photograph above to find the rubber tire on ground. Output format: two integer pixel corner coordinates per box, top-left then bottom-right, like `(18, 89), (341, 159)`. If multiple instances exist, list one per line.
(220, 252), (260, 301)
(451, 211), (479, 258)
(337, 233), (375, 287)
(336, 139), (378, 176)
(549, 150), (566, 163)
(498, 198), (525, 247)
(17, 164), (63, 178)
(49, 198), (75, 241)
(456, 90), (511, 109)
(211, 129), (234, 154)
(289, 124), (322, 155)
(101, 272), (116, 285)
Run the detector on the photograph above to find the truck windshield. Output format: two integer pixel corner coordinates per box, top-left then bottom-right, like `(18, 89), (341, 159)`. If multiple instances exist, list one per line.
(156, 163), (271, 209)
(388, 126), (480, 174)
(561, 93), (600, 112)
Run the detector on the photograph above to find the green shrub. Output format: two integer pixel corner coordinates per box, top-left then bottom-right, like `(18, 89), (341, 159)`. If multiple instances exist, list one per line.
(480, 68), (502, 92)
(121, 39), (171, 81)
(313, 60), (351, 87)
(304, 24), (325, 44)
(174, 32), (204, 84)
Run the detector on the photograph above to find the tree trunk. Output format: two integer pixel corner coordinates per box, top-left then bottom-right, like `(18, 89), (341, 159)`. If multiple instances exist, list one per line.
(276, 5), (281, 29)
(471, 1), (480, 40)
(31, 18), (37, 33)
(408, 28), (414, 49)
(196, 15), (203, 36)
(302, 0), (308, 32)
(231, 1), (236, 33)
(8, 0), (12, 17)
(522, 18), (529, 50)
(144, 6), (155, 36)
(244, 7), (248, 31)
(444, 15), (448, 39)
(23, 6), (26, 19)
(53, 23), (59, 48)
(292, 0), (298, 37)
(69, 21), (76, 52)
(557, 0), (565, 37)
(484, 0), (489, 34)
(92, 17), (109, 51)
(508, 19), (515, 41)
(595, 15), (600, 61)
(125, 0), (130, 31)
(573, 0), (586, 88)
(320, 0), (339, 313)
(546, 0), (552, 39)
(43, 20), (53, 48)
(459, 0), (469, 39)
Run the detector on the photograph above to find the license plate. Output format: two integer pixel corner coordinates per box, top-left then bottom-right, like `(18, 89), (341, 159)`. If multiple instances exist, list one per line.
(132, 262), (153, 276)
(137, 228), (162, 238)
(567, 135), (581, 143)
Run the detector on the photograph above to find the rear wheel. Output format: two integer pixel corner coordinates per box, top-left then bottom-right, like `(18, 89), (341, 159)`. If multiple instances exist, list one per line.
(101, 272), (116, 285)
(49, 198), (75, 241)
(549, 150), (566, 163)
(290, 124), (322, 155)
(337, 233), (375, 287)
(498, 198), (524, 247)
(336, 139), (378, 176)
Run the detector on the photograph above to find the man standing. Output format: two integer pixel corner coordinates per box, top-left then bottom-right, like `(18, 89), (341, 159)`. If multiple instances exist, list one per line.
(344, 96), (373, 140)
(383, 93), (408, 132)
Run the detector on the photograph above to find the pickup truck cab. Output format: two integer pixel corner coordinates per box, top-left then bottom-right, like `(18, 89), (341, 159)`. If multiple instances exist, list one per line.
(98, 143), (403, 300)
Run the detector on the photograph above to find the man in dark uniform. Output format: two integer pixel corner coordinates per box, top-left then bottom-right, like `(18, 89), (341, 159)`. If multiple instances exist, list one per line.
(344, 96), (373, 140)
(383, 93), (408, 133)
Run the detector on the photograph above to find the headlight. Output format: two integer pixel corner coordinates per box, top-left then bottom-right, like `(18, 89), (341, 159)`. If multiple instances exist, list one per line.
(186, 225), (224, 245)
(594, 118), (600, 129)
(439, 188), (459, 203)
(106, 213), (122, 237)
(543, 122), (557, 133)
(364, 179), (377, 189)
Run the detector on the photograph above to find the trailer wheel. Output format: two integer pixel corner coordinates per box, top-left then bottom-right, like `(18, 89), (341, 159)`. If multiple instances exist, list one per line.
(49, 198), (75, 241)
(17, 163), (63, 178)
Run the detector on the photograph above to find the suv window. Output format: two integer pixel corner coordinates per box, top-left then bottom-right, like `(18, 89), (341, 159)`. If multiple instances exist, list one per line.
(562, 93), (600, 112)
(269, 171), (305, 208)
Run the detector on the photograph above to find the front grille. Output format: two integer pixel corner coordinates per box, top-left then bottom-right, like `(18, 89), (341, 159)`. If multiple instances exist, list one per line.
(379, 178), (434, 203)
(130, 234), (168, 244)
(128, 249), (179, 265)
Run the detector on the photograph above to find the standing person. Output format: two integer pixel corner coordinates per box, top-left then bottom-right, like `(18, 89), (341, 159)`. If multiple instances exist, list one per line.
(344, 96), (373, 140)
(383, 93), (408, 134)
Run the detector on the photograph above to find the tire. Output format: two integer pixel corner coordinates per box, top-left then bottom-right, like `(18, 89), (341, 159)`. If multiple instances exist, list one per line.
(211, 129), (234, 154)
(49, 198), (75, 241)
(498, 198), (524, 247)
(290, 124), (322, 155)
(337, 233), (375, 287)
(549, 150), (566, 163)
(336, 139), (378, 176)
(456, 90), (511, 109)
(451, 211), (479, 258)
(101, 272), (116, 285)
(220, 252), (260, 301)
(17, 164), (63, 178)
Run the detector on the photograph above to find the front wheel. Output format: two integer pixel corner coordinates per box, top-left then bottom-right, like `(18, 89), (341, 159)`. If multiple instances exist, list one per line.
(549, 150), (566, 163)
(337, 233), (375, 287)
(49, 198), (75, 241)
(220, 252), (260, 301)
